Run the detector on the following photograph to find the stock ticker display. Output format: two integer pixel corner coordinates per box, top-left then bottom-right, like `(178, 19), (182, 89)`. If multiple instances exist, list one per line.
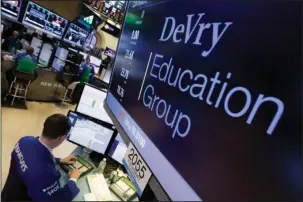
(106, 1), (302, 201)
(22, 1), (68, 38)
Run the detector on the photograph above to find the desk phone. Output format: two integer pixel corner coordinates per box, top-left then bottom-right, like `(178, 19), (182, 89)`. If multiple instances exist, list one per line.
(60, 155), (94, 177)
(109, 177), (137, 201)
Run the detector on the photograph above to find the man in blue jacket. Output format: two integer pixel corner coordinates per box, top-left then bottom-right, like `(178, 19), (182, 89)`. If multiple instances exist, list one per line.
(2, 114), (81, 201)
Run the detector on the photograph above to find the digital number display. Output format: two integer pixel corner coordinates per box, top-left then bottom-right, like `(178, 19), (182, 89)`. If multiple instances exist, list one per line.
(106, 0), (302, 201)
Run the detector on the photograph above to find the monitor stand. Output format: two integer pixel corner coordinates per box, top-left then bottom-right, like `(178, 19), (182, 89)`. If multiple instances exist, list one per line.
(89, 150), (105, 167)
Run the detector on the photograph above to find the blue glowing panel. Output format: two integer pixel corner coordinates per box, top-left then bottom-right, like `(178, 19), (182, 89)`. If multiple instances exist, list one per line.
(106, 1), (302, 201)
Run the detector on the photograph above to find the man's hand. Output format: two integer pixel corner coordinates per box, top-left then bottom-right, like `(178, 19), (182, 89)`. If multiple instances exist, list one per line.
(68, 169), (81, 180)
(60, 155), (77, 165)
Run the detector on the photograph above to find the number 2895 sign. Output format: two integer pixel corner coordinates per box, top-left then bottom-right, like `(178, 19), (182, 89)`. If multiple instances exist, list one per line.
(122, 143), (152, 196)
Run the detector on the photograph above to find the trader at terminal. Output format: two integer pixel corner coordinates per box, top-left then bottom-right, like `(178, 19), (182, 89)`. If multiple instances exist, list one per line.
(1, 31), (23, 54)
(1, 114), (81, 201)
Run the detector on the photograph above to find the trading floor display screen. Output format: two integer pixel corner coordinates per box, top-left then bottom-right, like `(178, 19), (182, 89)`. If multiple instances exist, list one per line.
(107, 133), (127, 164)
(55, 47), (69, 61)
(38, 43), (53, 67)
(1, 0), (22, 21)
(63, 23), (89, 47)
(104, 47), (116, 58)
(67, 111), (115, 154)
(86, 0), (126, 24)
(77, 85), (113, 124)
(105, 0), (302, 201)
(22, 1), (68, 38)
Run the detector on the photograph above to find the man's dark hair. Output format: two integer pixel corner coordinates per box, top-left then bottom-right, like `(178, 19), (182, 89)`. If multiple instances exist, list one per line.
(26, 47), (34, 55)
(42, 114), (71, 139)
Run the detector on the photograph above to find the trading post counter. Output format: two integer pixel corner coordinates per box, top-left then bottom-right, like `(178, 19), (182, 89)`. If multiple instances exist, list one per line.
(59, 147), (139, 201)
(2, 62), (107, 103)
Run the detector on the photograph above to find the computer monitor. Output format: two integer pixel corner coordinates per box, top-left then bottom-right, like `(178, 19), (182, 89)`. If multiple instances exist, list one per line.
(104, 1), (302, 201)
(1, 0), (22, 21)
(55, 47), (69, 61)
(63, 23), (89, 47)
(30, 37), (43, 57)
(107, 133), (127, 164)
(90, 55), (101, 74)
(22, 1), (68, 38)
(104, 47), (116, 58)
(79, 51), (88, 61)
(51, 58), (65, 72)
(76, 84), (112, 124)
(67, 111), (116, 155)
(38, 43), (53, 67)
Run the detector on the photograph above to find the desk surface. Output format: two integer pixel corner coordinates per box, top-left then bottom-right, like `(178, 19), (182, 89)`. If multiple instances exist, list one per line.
(58, 147), (139, 201)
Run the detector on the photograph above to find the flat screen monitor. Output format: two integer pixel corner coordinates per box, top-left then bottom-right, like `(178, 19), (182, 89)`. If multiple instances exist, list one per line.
(38, 43), (53, 67)
(107, 133), (127, 164)
(90, 55), (102, 74)
(63, 23), (89, 47)
(30, 37), (43, 57)
(104, 47), (116, 58)
(67, 48), (82, 65)
(22, 1), (68, 38)
(104, 1), (302, 201)
(55, 47), (69, 61)
(79, 51), (87, 61)
(1, 0), (22, 21)
(76, 84), (113, 124)
(51, 58), (65, 72)
(87, 0), (126, 24)
(67, 111), (115, 155)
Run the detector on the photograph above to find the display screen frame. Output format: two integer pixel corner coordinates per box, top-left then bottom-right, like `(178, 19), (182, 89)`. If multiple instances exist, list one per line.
(66, 110), (117, 155)
(22, 1), (68, 38)
(1, 0), (23, 21)
(104, 0), (302, 201)
(106, 133), (128, 165)
(75, 84), (113, 125)
(63, 22), (89, 47)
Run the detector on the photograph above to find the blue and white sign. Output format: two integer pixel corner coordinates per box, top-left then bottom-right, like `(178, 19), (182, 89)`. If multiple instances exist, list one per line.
(122, 142), (152, 196)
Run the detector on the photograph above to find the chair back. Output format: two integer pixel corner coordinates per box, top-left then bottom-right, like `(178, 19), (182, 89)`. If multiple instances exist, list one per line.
(16, 58), (36, 74)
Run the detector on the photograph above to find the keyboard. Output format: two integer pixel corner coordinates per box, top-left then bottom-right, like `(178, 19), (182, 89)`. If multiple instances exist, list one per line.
(60, 155), (94, 177)
(87, 174), (113, 201)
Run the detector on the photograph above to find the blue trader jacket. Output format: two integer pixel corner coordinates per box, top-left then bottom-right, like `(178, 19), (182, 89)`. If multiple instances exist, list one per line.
(1, 136), (80, 201)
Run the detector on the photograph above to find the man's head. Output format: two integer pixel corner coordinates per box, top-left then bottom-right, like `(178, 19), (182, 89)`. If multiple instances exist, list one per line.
(12, 31), (19, 39)
(86, 55), (91, 64)
(42, 114), (71, 149)
(26, 47), (35, 55)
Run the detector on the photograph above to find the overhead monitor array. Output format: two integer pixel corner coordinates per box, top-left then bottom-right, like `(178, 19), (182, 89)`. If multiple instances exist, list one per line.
(22, 1), (68, 38)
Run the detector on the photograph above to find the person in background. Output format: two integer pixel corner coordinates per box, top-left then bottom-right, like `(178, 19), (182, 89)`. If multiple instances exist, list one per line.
(14, 46), (37, 65)
(1, 31), (23, 54)
(1, 114), (81, 201)
(78, 55), (96, 83)
(3, 46), (38, 86)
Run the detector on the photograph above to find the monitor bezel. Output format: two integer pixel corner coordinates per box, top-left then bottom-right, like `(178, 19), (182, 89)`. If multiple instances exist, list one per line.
(1, 0), (23, 22)
(51, 57), (65, 72)
(66, 110), (117, 156)
(75, 83), (112, 125)
(63, 22), (89, 48)
(106, 133), (127, 165)
(22, 1), (68, 39)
